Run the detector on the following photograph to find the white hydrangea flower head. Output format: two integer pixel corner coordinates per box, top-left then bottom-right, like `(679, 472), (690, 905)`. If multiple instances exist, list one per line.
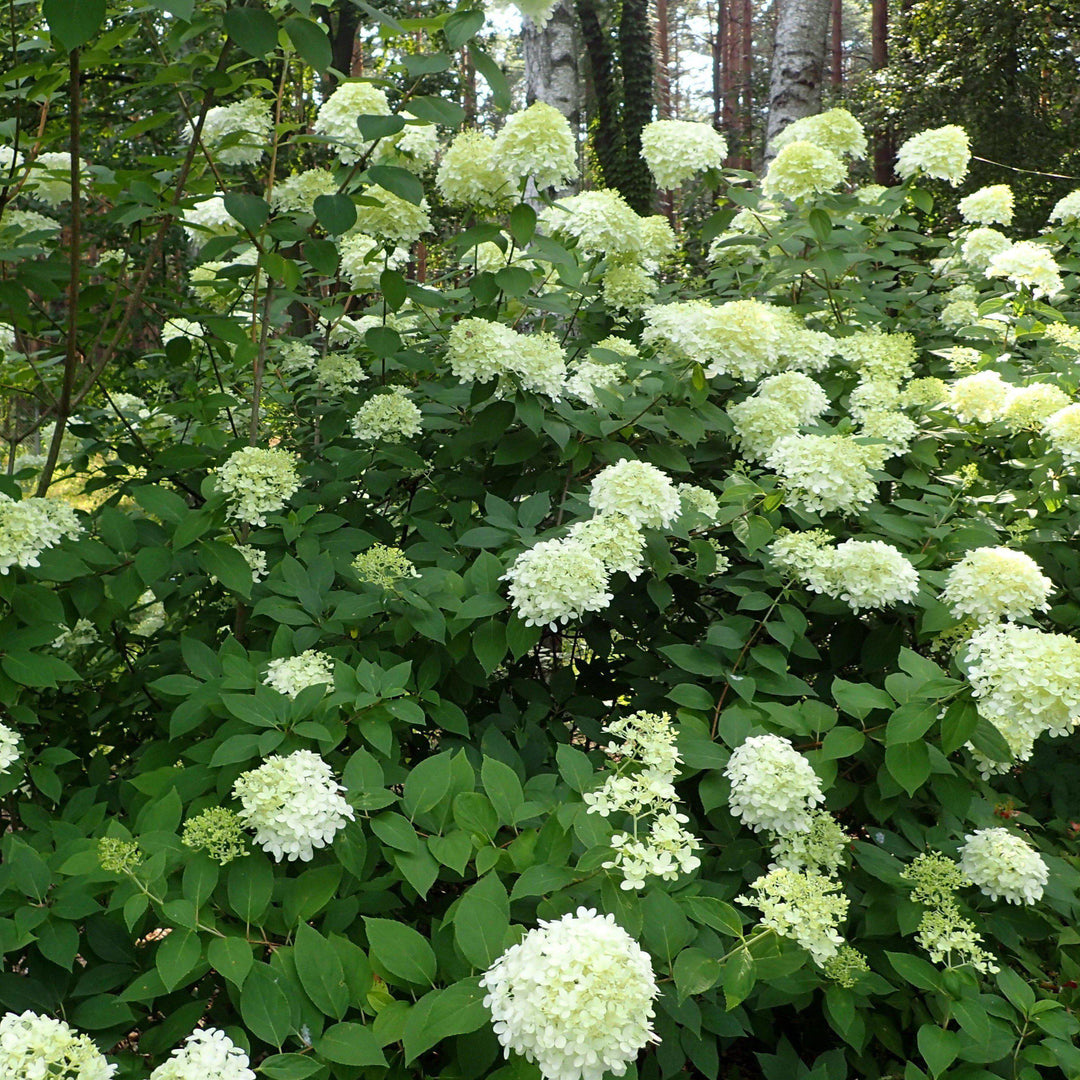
(315, 352), (368, 395)
(948, 370), (1010, 424)
(564, 358), (628, 407)
(185, 97), (272, 166)
(639, 215), (678, 260)
(352, 185), (431, 245)
(895, 125), (971, 186)
(964, 623), (1080, 775)
(1045, 323), (1080, 352)
(958, 184), (1014, 226)
(737, 868), (847, 963)
(960, 226), (1011, 272)
(762, 141), (846, 201)
(352, 544), (419, 589)
(493, 103), (578, 191)
(839, 329), (918, 383)
(1049, 189), (1080, 227)
(189, 262), (250, 313)
(350, 388), (422, 442)
(0, 494), (82, 574)
(848, 379), (901, 421)
(822, 539), (920, 612)
(264, 650), (334, 698)
(769, 809), (848, 874)
(770, 529), (835, 593)
(216, 446), (301, 527)
(725, 733), (825, 834)
(640, 119), (727, 189)
(986, 241), (1063, 299)
(0, 1011), (116, 1080)
(914, 904), (999, 973)
(512, 0), (562, 28)
(0, 145), (22, 173)
(339, 232), (408, 291)
(728, 396), (801, 462)
(940, 547), (1052, 622)
(275, 339), (319, 373)
(539, 189), (646, 260)
(567, 514), (646, 579)
(150, 1028), (255, 1080)
(857, 408), (919, 458)
(235, 544), (268, 583)
(233, 749), (355, 862)
(999, 383), (1071, 431)
(374, 115), (438, 174)
(940, 299), (980, 330)
(480, 907), (659, 1080)
(437, 130), (513, 208)
(676, 483), (720, 523)
(182, 195), (237, 247)
(446, 318), (567, 399)
(770, 109), (867, 159)
(903, 377), (948, 408)
(1, 208), (59, 238)
(270, 168), (338, 215)
(959, 828), (1048, 905)
(756, 372), (830, 424)
(601, 263), (656, 312)
(0, 721), (19, 775)
(503, 539), (612, 629)
(765, 434), (882, 516)
(163, 317), (203, 345)
(313, 81), (391, 164)
(607, 809), (702, 889)
(1043, 402), (1080, 466)
(26, 152), (90, 206)
(588, 460), (681, 530)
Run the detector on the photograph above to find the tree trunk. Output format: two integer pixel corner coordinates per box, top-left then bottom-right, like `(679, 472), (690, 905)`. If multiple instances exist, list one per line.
(523, 0), (582, 133)
(617, 0), (655, 213)
(830, 0), (842, 87)
(576, 0), (624, 190)
(765, 0), (830, 156)
(739, 0), (752, 168)
(871, 0), (892, 184)
(655, 0), (672, 120)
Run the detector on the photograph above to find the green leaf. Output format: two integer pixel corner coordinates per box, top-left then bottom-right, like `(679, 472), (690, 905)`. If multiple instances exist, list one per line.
(808, 207), (832, 242)
(940, 699), (979, 754)
(241, 964), (293, 1046)
(223, 7), (279, 58)
(659, 643), (726, 677)
(917, 1024), (958, 1077)
(316, 1022), (387, 1067)
(674, 947), (722, 1002)
(555, 743), (594, 793)
(303, 238), (339, 276)
(223, 192), (270, 234)
(467, 44), (511, 111)
(364, 917), (436, 986)
(402, 979), (488, 1063)
(886, 701), (938, 745)
(44, 0), (105, 49)
(885, 740), (931, 795)
(997, 966), (1036, 1014)
(969, 717), (1012, 763)
(312, 194), (356, 236)
(155, 929), (201, 992)
(207, 935), (253, 989)
(886, 951), (941, 991)
(381, 269), (407, 310)
(832, 679), (894, 720)
(148, 0), (195, 20)
(259, 1055), (325, 1080)
(284, 16), (332, 71)
(198, 540), (253, 598)
(2, 652), (79, 688)
(405, 96), (466, 127)
(443, 9), (484, 49)
(294, 923), (349, 1019)
(356, 113), (406, 141)
(481, 757), (524, 826)
(227, 854), (274, 923)
(366, 165), (424, 206)
(454, 873), (509, 968)
(472, 620), (506, 675)
(721, 950), (756, 1009)
(820, 726), (865, 759)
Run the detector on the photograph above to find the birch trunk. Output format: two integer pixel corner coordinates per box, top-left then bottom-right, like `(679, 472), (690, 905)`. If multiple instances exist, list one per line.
(523, 0), (582, 133)
(764, 0), (830, 157)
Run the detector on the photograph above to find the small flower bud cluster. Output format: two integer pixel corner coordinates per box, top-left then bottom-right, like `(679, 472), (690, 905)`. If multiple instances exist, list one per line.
(97, 837), (141, 874)
(263, 650), (335, 698)
(584, 711), (702, 890)
(182, 808), (248, 865)
(352, 544), (420, 589)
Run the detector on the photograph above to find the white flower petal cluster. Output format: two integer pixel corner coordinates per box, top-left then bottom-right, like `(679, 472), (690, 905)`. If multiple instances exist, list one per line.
(728, 398), (799, 462)
(986, 241), (1063, 299)
(941, 547), (1052, 622)
(270, 167), (338, 215)
(1049, 189), (1080, 226)
(676, 483), (720, 523)
(233, 749), (355, 862)
(353, 185), (431, 244)
(588, 460), (681, 530)
(315, 352), (368, 395)
(263, 650), (335, 698)
(1045, 323), (1080, 352)
(376, 116), (438, 174)
(1043, 402), (1080, 466)
(640, 120), (727, 189)
(585, 711), (701, 889)
(350, 388), (422, 442)
(754, 372), (830, 424)
(564, 358), (628, 407)
(339, 233), (408, 292)
(0, 494), (82, 574)
(181, 195), (236, 246)
(313, 82), (391, 164)
(964, 623), (1080, 775)
(959, 828), (1048, 905)
(236, 544), (268, 583)
(540, 189), (646, 260)
(26, 152), (89, 206)
(189, 262), (250, 313)
(493, 103), (578, 191)
(762, 141), (846, 200)
(769, 809), (848, 874)
(436, 131), (512, 208)
(150, 1028), (255, 1080)
(765, 434), (882, 515)
(1, 208), (59, 238)
(601, 263), (656, 312)
(480, 907), (659, 1080)
(0, 1011), (116, 1080)
(502, 539), (612, 629)
(567, 514), (646, 580)
(960, 227), (1011, 272)
(725, 733), (825, 834)
(822, 539), (920, 612)
(737, 868), (847, 963)
(353, 544), (419, 589)
(895, 124), (971, 186)
(163, 317), (203, 345)
(770, 109), (867, 159)
(512, 0), (562, 28)
(770, 529), (835, 591)
(857, 407), (918, 457)
(186, 98), (272, 166)
(216, 446), (301, 526)
(940, 299), (980, 330)
(0, 721), (19, 775)
(958, 184), (1014, 226)
(839, 329), (917, 383)
(53, 617), (100, 655)
(447, 318), (567, 399)
(948, 370), (1010, 424)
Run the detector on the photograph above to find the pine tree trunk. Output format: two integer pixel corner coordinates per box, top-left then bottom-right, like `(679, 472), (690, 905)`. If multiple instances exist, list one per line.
(830, 0), (842, 87)
(765, 0), (830, 155)
(871, 0), (892, 184)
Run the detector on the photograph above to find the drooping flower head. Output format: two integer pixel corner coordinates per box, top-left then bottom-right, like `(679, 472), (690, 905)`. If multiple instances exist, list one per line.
(480, 907), (659, 1080)
(493, 103), (578, 191)
(960, 227), (1011, 272)
(958, 828), (1048, 905)
(540, 189), (647, 260)
(948, 370), (1010, 424)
